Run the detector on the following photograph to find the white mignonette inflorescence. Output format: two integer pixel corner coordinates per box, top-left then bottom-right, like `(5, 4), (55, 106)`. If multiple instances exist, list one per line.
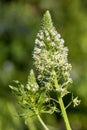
(33, 11), (72, 96)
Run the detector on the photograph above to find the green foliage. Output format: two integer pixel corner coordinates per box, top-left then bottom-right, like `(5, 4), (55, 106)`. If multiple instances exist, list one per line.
(0, 0), (87, 130)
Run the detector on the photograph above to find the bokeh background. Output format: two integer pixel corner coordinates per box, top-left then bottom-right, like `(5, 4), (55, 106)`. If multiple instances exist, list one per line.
(0, 0), (87, 130)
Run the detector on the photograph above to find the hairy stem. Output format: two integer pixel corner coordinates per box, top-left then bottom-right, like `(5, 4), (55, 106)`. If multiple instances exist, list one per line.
(37, 114), (50, 130)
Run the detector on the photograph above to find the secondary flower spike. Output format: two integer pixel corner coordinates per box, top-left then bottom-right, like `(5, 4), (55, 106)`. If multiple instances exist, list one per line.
(33, 10), (72, 96)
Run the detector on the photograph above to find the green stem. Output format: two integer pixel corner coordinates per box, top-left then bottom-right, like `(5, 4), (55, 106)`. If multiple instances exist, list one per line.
(54, 72), (72, 130)
(59, 97), (72, 130)
(37, 114), (50, 130)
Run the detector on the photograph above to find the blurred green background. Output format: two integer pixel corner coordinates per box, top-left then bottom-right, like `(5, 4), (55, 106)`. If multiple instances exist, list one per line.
(0, 0), (87, 130)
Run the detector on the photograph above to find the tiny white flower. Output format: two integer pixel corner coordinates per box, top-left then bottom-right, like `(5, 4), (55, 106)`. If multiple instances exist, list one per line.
(54, 34), (61, 41)
(47, 36), (50, 41)
(52, 31), (56, 36)
(26, 84), (30, 90)
(67, 78), (72, 84)
(38, 75), (42, 79)
(73, 97), (81, 107)
(45, 97), (50, 102)
(45, 30), (49, 36)
(37, 31), (44, 39)
(40, 41), (45, 47)
(63, 72), (69, 77)
(61, 88), (69, 97)
(60, 38), (64, 44)
(32, 88), (37, 92)
(50, 28), (57, 36)
(45, 83), (51, 89)
(34, 48), (41, 54)
(35, 39), (40, 44)
(57, 34), (61, 38)
(51, 42), (55, 46)
(50, 28), (54, 33)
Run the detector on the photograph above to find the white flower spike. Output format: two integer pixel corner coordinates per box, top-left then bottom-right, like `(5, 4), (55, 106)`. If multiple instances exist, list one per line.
(33, 10), (72, 95)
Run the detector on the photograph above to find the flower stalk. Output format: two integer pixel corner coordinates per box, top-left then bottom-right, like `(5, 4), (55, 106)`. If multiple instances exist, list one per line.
(59, 97), (72, 130)
(37, 114), (49, 130)
(54, 71), (72, 130)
